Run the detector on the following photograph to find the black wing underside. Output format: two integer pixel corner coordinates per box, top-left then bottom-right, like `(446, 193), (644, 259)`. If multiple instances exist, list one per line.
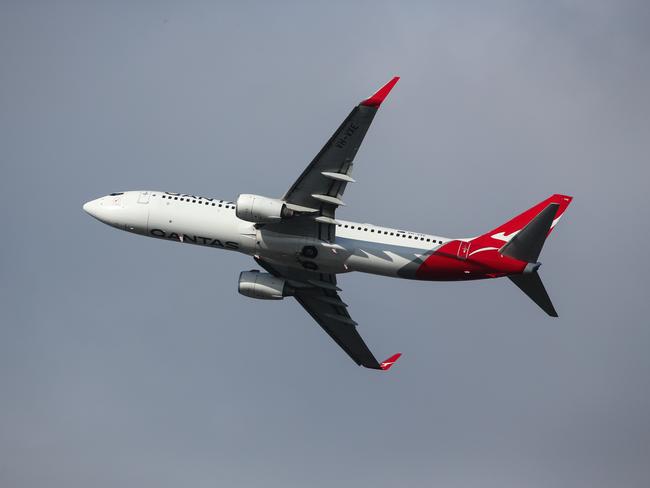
(255, 257), (384, 369)
(265, 77), (400, 241)
(251, 79), (402, 370)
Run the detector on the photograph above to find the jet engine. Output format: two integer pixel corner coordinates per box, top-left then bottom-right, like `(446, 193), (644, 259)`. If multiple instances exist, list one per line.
(238, 270), (293, 300)
(236, 194), (293, 223)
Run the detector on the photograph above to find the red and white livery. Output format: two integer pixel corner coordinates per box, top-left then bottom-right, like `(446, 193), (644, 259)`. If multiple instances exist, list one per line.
(83, 77), (573, 370)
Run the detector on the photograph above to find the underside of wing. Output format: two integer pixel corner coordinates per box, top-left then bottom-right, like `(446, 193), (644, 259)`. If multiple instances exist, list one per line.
(265, 77), (400, 241)
(255, 257), (400, 370)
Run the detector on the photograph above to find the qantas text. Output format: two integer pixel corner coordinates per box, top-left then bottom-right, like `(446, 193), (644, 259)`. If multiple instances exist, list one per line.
(150, 229), (239, 250)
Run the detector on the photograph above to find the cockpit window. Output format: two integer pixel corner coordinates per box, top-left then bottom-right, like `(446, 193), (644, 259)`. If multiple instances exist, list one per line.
(109, 192), (124, 196)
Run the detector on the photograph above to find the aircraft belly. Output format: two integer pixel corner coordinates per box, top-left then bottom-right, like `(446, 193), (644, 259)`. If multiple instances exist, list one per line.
(254, 230), (350, 274)
(343, 241), (426, 279)
(251, 233), (437, 278)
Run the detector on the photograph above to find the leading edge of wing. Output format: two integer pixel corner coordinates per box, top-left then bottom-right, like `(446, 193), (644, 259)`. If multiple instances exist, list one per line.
(360, 76), (400, 107)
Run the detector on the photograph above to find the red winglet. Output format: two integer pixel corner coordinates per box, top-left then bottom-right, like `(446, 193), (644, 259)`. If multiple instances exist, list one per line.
(379, 353), (402, 371)
(361, 76), (400, 107)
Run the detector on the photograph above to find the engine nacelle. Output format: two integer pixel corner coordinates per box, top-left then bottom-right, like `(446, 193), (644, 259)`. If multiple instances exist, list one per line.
(236, 194), (293, 223)
(238, 270), (292, 300)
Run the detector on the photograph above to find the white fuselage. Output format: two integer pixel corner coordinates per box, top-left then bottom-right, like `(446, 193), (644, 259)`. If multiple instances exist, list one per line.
(83, 190), (451, 279)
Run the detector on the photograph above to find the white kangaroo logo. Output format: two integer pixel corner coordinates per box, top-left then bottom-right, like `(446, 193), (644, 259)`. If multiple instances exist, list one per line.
(491, 230), (520, 242)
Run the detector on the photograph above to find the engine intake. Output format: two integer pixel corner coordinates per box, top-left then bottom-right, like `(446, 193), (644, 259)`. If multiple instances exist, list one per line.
(236, 194), (293, 223)
(238, 270), (292, 300)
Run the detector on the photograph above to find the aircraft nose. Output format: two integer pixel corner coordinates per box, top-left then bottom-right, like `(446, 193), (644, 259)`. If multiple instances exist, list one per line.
(83, 192), (148, 233)
(82, 196), (115, 224)
(82, 198), (101, 218)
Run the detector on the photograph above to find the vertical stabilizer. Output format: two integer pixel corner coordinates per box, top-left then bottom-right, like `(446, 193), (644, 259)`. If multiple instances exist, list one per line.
(478, 194), (573, 317)
(475, 194), (573, 249)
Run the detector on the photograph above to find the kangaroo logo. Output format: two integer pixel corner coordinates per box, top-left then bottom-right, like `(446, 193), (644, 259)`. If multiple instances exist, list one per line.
(491, 230), (520, 242)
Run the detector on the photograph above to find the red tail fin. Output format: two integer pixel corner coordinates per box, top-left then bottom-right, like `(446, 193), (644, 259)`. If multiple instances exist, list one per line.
(478, 194), (573, 246)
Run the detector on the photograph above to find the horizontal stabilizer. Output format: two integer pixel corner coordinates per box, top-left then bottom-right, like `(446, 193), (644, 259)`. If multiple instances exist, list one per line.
(509, 272), (558, 317)
(500, 203), (559, 263)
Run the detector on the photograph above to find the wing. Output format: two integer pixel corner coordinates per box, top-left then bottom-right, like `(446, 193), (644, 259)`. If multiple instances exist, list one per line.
(256, 257), (401, 370)
(267, 77), (400, 241)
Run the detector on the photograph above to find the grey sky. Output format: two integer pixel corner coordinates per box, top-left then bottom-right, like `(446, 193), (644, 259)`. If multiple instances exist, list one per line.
(1, 1), (649, 487)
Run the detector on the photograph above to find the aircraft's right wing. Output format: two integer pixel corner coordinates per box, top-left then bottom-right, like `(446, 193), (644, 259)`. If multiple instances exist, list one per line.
(255, 257), (401, 370)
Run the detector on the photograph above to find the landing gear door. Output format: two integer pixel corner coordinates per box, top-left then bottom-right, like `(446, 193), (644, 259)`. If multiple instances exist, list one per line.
(457, 241), (470, 260)
(138, 191), (151, 204)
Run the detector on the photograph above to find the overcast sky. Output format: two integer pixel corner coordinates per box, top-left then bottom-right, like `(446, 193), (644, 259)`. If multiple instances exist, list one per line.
(1, 1), (649, 487)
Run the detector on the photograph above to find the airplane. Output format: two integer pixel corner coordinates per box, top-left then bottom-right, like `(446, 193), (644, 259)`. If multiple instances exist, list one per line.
(83, 77), (573, 371)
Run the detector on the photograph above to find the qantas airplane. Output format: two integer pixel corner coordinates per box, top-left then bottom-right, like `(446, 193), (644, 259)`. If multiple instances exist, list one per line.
(83, 77), (572, 371)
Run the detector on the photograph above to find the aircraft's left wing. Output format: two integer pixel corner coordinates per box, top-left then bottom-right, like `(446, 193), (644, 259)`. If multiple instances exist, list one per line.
(268, 77), (399, 241)
(255, 257), (401, 370)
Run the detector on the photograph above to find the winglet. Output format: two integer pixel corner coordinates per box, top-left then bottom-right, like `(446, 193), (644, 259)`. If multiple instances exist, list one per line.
(361, 76), (400, 107)
(379, 353), (402, 371)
